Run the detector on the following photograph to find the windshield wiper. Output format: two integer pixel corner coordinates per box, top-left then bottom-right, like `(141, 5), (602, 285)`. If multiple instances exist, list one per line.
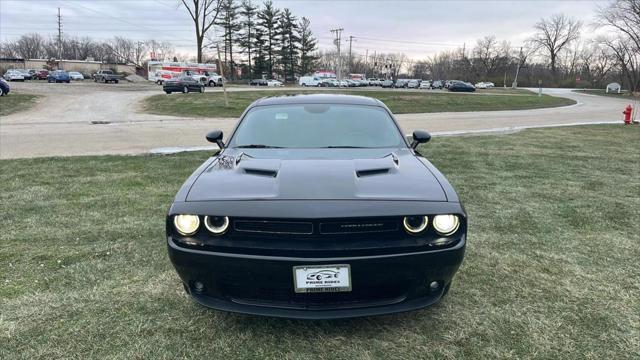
(235, 144), (284, 149)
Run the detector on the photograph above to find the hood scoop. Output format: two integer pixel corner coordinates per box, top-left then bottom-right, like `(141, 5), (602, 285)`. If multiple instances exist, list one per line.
(356, 168), (390, 177)
(244, 168), (278, 177)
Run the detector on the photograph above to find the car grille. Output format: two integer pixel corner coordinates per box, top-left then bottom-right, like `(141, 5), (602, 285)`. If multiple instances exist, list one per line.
(234, 220), (313, 235)
(232, 218), (399, 235)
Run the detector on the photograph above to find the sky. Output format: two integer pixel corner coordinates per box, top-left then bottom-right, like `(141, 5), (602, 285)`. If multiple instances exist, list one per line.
(0, 0), (606, 60)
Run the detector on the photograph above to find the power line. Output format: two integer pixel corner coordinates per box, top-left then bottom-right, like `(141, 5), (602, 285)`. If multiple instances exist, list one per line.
(353, 36), (462, 47)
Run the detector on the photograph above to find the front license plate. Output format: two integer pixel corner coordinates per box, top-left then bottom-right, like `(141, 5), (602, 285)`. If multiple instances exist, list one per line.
(293, 264), (351, 293)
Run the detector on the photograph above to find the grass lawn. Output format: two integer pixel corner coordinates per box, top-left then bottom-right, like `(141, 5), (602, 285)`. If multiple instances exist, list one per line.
(574, 89), (640, 100)
(1, 125), (638, 359)
(0, 93), (40, 116)
(141, 89), (576, 118)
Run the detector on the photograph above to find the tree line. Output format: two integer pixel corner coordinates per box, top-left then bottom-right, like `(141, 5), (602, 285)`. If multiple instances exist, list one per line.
(180, 0), (319, 80)
(321, 0), (639, 91)
(0, 34), (179, 67)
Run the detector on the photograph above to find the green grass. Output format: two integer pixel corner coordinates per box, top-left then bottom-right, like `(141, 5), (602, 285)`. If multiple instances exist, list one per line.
(574, 89), (640, 100)
(1, 125), (639, 359)
(0, 93), (40, 116)
(141, 89), (576, 118)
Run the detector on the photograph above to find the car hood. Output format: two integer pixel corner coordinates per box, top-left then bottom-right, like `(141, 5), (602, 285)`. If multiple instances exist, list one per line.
(186, 148), (447, 202)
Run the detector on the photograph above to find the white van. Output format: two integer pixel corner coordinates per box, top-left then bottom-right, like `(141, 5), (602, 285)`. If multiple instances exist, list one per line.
(299, 76), (322, 87)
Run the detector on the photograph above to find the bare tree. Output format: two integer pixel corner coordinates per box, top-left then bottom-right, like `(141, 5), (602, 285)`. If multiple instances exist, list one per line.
(530, 14), (582, 80)
(474, 35), (500, 76)
(15, 33), (46, 59)
(179, 0), (223, 63)
(595, 0), (640, 91)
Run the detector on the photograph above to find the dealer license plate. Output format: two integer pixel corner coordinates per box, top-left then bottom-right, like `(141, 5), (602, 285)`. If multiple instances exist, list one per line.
(293, 264), (351, 293)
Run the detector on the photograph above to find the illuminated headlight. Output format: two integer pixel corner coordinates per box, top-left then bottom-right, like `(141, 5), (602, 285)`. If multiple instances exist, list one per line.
(173, 215), (200, 236)
(403, 216), (428, 234)
(204, 216), (229, 235)
(433, 214), (460, 236)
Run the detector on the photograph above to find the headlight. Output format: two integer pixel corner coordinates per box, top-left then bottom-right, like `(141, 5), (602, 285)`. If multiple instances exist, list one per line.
(173, 214), (200, 236)
(433, 214), (460, 236)
(403, 216), (428, 234)
(204, 216), (229, 235)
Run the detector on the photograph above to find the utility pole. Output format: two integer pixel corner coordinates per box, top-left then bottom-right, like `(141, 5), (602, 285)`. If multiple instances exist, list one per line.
(512, 46), (523, 89)
(364, 49), (368, 78)
(348, 35), (354, 75)
(211, 43), (229, 107)
(330, 27), (343, 86)
(57, 7), (63, 69)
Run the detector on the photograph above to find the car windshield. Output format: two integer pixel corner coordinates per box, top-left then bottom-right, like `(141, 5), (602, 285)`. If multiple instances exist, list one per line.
(229, 104), (406, 149)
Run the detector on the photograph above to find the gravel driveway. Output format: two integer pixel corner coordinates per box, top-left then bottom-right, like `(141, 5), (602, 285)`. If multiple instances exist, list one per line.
(0, 82), (631, 159)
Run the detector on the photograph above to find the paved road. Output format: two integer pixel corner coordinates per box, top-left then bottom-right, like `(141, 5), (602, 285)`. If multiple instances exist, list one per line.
(0, 82), (632, 159)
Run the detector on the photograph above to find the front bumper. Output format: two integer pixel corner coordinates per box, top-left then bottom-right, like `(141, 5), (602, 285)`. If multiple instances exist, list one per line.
(168, 236), (465, 319)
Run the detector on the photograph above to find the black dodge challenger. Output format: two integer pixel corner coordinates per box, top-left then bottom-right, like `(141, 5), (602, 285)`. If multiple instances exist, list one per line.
(167, 94), (466, 319)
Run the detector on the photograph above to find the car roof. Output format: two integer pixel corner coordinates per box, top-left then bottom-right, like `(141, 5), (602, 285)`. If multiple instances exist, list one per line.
(251, 94), (384, 107)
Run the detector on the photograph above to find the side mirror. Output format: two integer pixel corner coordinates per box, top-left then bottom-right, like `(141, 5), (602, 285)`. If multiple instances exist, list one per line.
(411, 130), (431, 149)
(206, 130), (225, 148)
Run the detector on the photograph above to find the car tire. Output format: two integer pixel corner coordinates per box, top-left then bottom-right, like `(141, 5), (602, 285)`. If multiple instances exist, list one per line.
(183, 86), (188, 94)
(66, 80), (70, 83)
(208, 80), (215, 87)
(0, 88), (4, 96)
(114, 80), (119, 84)
(165, 91), (171, 94)
(199, 86), (204, 93)
(301, 83), (307, 87)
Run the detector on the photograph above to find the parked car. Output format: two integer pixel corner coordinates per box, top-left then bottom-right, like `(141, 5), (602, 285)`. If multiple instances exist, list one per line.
(419, 80), (431, 89)
(34, 69), (49, 80)
(448, 82), (476, 92)
(47, 70), (71, 83)
(394, 79), (409, 88)
(407, 79), (420, 89)
(68, 71), (84, 80)
(3, 70), (25, 81)
(484, 82), (495, 88)
(0, 78), (10, 96)
(299, 76), (322, 87)
(319, 79), (338, 87)
(163, 75), (205, 94)
(367, 78), (379, 86)
(380, 79), (394, 88)
(249, 79), (268, 86)
(345, 79), (358, 87)
(167, 94), (467, 319)
(93, 70), (121, 83)
(203, 71), (224, 87)
(430, 80), (443, 89)
(267, 79), (284, 87)
(15, 69), (33, 80)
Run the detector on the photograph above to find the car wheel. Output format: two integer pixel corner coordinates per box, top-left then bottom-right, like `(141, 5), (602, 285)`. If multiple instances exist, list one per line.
(114, 80), (119, 84)
(165, 91), (171, 94)
(66, 80), (70, 83)
(208, 80), (214, 87)
(0, 88), (4, 96)
(183, 86), (188, 93)
(301, 83), (307, 87)
(94, 78), (97, 82)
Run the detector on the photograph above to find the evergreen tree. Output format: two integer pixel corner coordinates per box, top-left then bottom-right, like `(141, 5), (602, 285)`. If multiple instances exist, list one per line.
(298, 17), (318, 76)
(257, 0), (280, 78)
(238, 0), (257, 79)
(217, 0), (241, 79)
(252, 30), (267, 77)
(277, 8), (299, 80)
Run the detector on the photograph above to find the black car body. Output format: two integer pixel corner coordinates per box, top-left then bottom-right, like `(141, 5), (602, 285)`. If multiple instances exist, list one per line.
(163, 75), (205, 94)
(167, 94), (467, 319)
(448, 82), (476, 92)
(0, 78), (10, 96)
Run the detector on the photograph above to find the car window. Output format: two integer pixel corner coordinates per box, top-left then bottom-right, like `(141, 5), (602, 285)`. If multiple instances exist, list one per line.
(229, 104), (406, 148)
